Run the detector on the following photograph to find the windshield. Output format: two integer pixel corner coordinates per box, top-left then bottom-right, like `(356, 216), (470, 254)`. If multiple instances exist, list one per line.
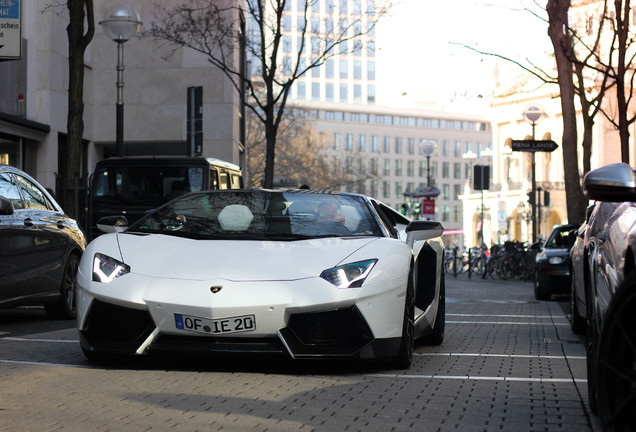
(128, 190), (384, 240)
(93, 165), (204, 203)
(544, 227), (577, 249)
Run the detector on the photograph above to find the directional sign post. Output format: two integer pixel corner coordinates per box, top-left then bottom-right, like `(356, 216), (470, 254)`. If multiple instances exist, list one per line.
(510, 138), (558, 243)
(511, 139), (559, 153)
(0, 0), (21, 60)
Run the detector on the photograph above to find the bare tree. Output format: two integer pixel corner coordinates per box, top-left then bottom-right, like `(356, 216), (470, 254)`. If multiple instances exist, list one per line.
(65, 0), (94, 218)
(150, 0), (388, 188)
(547, 0), (587, 224)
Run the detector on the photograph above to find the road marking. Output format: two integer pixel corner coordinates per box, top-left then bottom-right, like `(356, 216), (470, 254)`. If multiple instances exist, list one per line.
(369, 374), (587, 383)
(416, 352), (586, 360)
(2, 337), (78, 343)
(0, 359), (91, 368)
(447, 320), (570, 326)
(448, 313), (567, 319)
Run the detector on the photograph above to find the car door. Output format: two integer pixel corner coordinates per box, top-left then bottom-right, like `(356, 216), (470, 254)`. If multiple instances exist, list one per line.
(13, 173), (72, 298)
(0, 171), (46, 302)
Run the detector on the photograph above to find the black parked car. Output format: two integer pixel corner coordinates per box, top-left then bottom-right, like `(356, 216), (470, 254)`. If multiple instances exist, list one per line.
(533, 223), (580, 300)
(0, 165), (86, 319)
(577, 162), (636, 430)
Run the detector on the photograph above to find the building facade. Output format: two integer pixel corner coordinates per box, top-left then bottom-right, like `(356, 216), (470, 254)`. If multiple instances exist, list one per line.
(0, 1), (244, 195)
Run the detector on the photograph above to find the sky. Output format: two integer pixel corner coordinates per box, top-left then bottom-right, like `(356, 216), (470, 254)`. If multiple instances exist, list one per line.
(375, 0), (552, 109)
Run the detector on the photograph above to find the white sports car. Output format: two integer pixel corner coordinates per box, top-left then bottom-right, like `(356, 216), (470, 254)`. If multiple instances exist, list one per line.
(77, 189), (445, 368)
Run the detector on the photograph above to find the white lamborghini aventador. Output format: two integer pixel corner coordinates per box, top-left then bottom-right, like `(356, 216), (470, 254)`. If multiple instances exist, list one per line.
(77, 189), (445, 369)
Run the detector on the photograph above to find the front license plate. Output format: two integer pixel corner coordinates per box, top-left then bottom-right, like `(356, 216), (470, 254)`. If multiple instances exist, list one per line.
(174, 313), (256, 335)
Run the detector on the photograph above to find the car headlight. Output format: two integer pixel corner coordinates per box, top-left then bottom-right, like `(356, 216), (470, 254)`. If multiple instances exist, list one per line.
(92, 253), (130, 283)
(548, 256), (565, 265)
(320, 259), (377, 288)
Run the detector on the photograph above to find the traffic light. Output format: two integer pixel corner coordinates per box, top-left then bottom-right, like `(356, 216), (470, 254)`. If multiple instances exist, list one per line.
(527, 191), (535, 205)
(543, 191), (550, 206)
(412, 202), (421, 215)
(473, 165), (490, 190)
(400, 203), (408, 215)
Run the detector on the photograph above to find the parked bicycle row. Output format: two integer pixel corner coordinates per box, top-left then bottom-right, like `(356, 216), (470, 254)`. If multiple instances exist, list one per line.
(444, 240), (541, 281)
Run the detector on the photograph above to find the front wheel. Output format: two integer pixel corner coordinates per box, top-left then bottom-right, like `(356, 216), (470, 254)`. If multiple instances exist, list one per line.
(534, 270), (551, 301)
(45, 254), (79, 320)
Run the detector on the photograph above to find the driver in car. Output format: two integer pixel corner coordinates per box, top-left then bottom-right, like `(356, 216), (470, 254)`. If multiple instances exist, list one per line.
(316, 202), (345, 225)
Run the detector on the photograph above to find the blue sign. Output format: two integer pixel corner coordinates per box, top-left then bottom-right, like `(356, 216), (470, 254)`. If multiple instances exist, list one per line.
(0, 0), (21, 59)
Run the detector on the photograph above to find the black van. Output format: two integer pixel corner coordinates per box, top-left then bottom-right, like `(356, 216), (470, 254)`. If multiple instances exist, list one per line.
(89, 156), (242, 239)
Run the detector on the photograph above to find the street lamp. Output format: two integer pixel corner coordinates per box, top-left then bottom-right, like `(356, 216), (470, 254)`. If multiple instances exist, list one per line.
(419, 140), (436, 186)
(99, 5), (142, 157)
(523, 104), (545, 243)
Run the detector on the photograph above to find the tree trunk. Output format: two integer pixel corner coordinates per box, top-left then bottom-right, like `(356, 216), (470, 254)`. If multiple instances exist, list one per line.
(66, 0), (94, 218)
(615, 0), (631, 163)
(547, 0), (587, 224)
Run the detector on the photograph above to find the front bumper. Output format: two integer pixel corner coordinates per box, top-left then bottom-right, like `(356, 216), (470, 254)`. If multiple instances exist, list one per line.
(79, 299), (400, 360)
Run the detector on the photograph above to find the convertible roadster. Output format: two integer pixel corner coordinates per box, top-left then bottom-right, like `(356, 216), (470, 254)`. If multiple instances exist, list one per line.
(77, 189), (445, 369)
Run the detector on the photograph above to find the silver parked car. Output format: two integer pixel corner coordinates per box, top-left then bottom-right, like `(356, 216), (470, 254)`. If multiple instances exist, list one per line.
(576, 162), (636, 430)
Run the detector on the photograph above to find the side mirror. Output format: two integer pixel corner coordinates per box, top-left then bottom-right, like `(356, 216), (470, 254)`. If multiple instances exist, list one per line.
(97, 215), (129, 233)
(584, 162), (636, 202)
(0, 196), (14, 215)
(405, 220), (445, 245)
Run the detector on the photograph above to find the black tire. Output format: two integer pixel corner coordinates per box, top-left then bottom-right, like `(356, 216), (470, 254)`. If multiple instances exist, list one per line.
(569, 275), (586, 335)
(45, 253), (79, 320)
(596, 274), (636, 430)
(533, 271), (550, 301)
(498, 254), (519, 280)
(421, 274), (445, 346)
(391, 270), (415, 369)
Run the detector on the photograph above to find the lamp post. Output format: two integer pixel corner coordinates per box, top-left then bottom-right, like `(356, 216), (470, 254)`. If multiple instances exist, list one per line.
(419, 140), (436, 186)
(479, 147), (493, 246)
(99, 5), (142, 157)
(523, 104), (545, 243)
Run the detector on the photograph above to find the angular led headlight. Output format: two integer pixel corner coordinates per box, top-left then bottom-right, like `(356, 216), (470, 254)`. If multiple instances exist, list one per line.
(92, 253), (130, 283)
(320, 259), (377, 289)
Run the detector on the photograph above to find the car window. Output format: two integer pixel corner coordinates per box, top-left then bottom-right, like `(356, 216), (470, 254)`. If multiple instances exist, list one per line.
(0, 172), (25, 209)
(545, 227), (577, 249)
(130, 191), (384, 239)
(15, 175), (55, 211)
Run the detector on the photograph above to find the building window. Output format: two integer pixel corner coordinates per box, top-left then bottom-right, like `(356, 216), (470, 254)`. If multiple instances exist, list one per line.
(454, 184), (461, 200)
(395, 182), (403, 199)
(340, 59), (348, 78)
(383, 159), (390, 176)
(382, 181), (390, 199)
(333, 132), (341, 150)
(326, 59), (334, 78)
(345, 133), (353, 151)
(394, 137), (403, 154)
(326, 83), (334, 101)
(454, 205), (462, 223)
(354, 84), (362, 103)
(442, 162), (450, 178)
(370, 158), (378, 175)
(395, 159), (403, 176)
(283, 36), (291, 53)
(367, 85), (375, 104)
(443, 184), (450, 200)
(383, 136), (390, 153)
(358, 134), (366, 152)
(419, 160), (426, 177)
(453, 162), (461, 179)
(454, 141), (462, 157)
(354, 60), (362, 79)
(297, 81), (306, 98)
(312, 82), (320, 100)
(367, 61), (375, 80)
(442, 140), (450, 157)
(442, 205), (450, 222)
(407, 138), (415, 155)
(340, 84), (348, 102)
(370, 136), (378, 152)
(407, 160), (415, 177)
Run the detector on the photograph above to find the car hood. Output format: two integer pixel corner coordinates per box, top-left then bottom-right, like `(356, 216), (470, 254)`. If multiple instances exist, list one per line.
(114, 233), (381, 281)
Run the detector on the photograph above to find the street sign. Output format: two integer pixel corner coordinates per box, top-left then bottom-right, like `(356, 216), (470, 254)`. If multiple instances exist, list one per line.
(511, 139), (558, 152)
(422, 199), (435, 216)
(0, 0), (21, 59)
